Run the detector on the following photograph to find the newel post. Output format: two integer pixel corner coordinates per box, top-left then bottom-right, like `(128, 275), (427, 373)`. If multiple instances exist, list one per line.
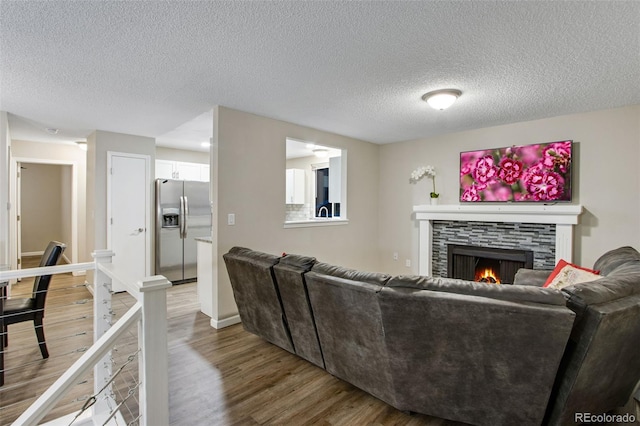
(92, 249), (116, 419)
(137, 275), (172, 426)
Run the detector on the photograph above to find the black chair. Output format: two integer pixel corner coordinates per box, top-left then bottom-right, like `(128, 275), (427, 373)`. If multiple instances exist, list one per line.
(2, 241), (65, 359)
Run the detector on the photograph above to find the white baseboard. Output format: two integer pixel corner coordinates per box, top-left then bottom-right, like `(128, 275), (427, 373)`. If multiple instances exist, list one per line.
(22, 251), (44, 257)
(211, 315), (241, 329)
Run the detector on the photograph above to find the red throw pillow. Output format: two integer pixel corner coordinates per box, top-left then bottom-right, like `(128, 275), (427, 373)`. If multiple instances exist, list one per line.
(543, 259), (600, 288)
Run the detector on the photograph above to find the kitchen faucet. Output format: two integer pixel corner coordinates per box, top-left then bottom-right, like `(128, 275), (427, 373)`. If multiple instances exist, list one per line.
(318, 206), (329, 217)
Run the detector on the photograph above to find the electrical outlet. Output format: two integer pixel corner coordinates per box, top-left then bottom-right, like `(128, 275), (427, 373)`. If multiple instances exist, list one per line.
(228, 213), (235, 225)
(405, 259), (411, 268)
(393, 252), (399, 261)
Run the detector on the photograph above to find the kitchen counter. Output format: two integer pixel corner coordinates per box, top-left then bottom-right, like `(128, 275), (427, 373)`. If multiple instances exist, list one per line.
(196, 238), (213, 317)
(196, 237), (241, 329)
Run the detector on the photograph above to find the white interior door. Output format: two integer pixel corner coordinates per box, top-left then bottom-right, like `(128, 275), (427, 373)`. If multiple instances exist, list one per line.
(108, 153), (149, 291)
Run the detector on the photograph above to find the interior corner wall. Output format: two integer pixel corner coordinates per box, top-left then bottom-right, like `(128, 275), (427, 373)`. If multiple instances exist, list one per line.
(378, 105), (640, 274)
(214, 106), (380, 319)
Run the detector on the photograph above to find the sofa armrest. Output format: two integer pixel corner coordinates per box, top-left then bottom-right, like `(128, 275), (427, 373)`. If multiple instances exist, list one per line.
(513, 268), (552, 287)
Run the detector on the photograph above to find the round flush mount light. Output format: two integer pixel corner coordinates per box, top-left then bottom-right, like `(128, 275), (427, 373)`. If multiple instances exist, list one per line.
(201, 141), (211, 148)
(45, 127), (59, 134)
(421, 89), (462, 110)
(313, 149), (329, 158)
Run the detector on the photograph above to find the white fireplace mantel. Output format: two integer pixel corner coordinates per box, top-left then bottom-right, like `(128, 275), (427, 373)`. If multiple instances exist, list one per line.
(413, 204), (583, 276)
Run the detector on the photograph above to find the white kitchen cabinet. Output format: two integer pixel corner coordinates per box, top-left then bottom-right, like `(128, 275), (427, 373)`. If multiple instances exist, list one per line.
(156, 160), (176, 179)
(175, 162), (202, 181)
(155, 160), (210, 182)
(286, 168), (305, 204)
(200, 165), (210, 182)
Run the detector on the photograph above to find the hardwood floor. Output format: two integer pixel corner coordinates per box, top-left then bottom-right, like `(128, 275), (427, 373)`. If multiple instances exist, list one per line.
(0, 257), (461, 425)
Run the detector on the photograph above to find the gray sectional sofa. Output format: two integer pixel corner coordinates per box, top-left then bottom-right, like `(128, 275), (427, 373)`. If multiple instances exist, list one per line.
(223, 246), (640, 425)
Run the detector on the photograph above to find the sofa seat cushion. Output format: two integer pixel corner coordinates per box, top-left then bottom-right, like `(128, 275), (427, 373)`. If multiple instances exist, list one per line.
(387, 275), (568, 306)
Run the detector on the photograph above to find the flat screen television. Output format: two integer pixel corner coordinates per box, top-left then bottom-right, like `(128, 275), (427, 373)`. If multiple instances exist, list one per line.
(460, 140), (572, 203)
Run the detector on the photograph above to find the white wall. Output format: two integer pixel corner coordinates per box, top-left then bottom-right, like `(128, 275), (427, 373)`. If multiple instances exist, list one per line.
(86, 130), (155, 258)
(213, 106), (380, 319)
(378, 105), (640, 274)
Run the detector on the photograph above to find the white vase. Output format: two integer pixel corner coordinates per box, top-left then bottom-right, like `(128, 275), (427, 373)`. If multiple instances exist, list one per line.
(430, 197), (439, 205)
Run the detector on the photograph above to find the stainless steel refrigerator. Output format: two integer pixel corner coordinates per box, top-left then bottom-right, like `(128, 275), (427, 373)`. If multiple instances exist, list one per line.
(155, 179), (211, 283)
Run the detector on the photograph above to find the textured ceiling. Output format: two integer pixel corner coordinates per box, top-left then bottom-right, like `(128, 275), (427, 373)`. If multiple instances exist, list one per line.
(1, 1), (639, 151)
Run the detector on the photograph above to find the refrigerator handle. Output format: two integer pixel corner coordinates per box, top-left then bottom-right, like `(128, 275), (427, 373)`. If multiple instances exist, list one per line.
(183, 196), (189, 238)
(179, 196), (186, 239)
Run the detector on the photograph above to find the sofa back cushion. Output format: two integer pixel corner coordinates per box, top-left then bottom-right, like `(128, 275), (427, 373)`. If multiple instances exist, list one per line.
(388, 275), (568, 306)
(593, 245), (640, 276)
(304, 267), (394, 406)
(222, 247), (294, 353)
(273, 253), (325, 368)
(310, 262), (391, 286)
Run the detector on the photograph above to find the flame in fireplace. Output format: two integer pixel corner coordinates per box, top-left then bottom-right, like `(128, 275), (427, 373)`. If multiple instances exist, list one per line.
(476, 267), (500, 284)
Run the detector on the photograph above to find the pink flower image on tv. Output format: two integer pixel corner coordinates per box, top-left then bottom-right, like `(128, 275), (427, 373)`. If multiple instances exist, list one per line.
(460, 140), (572, 202)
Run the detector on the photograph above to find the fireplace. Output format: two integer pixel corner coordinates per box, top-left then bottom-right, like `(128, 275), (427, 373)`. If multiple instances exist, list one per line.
(413, 204), (583, 277)
(447, 244), (534, 284)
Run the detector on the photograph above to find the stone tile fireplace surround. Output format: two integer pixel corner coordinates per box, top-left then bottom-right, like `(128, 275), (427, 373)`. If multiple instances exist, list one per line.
(414, 204), (583, 277)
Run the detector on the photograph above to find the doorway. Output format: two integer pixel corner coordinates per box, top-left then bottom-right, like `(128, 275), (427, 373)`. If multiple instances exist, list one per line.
(19, 163), (72, 260)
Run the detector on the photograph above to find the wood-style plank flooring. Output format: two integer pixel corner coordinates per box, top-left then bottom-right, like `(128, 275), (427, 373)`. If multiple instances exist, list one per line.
(1, 256), (457, 425)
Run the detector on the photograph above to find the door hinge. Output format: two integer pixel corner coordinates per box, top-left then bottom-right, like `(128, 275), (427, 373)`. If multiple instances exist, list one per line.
(17, 214), (20, 221)
(110, 167), (113, 175)
(18, 258), (21, 265)
(110, 218), (113, 225)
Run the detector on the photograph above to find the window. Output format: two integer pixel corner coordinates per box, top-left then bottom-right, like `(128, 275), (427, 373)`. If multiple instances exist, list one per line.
(285, 138), (347, 227)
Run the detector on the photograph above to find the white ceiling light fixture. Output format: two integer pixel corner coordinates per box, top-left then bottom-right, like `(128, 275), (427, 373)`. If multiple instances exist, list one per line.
(201, 141), (211, 148)
(313, 148), (329, 158)
(422, 89), (462, 110)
